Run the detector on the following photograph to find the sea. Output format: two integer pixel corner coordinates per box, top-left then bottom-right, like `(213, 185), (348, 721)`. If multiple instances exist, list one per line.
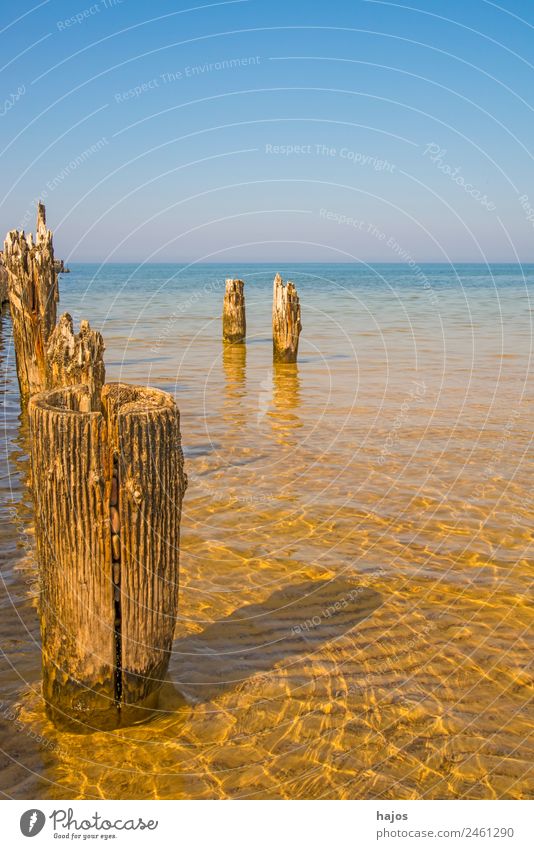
(0, 262), (532, 799)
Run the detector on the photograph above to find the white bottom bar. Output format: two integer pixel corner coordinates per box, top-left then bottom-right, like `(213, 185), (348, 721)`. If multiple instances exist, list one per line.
(3, 799), (532, 848)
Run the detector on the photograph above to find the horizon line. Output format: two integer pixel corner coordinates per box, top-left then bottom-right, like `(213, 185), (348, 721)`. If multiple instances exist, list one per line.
(63, 259), (534, 266)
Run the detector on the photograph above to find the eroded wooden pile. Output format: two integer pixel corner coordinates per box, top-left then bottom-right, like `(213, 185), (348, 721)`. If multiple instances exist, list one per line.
(47, 313), (105, 411)
(222, 277), (246, 343)
(29, 382), (187, 731)
(3, 203), (59, 399)
(272, 272), (302, 363)
(3, 203), (104, 406)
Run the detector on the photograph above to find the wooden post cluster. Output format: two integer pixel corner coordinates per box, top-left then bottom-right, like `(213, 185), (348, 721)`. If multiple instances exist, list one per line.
(4, 203), (189, 733)
(5, 200), (307, 735)
(222, 278), (246, 343)
(28, 382), (187, 731)
(221, 274), (303, 363)
(272, 273), (302, 363)
(3, 204), (104, 406)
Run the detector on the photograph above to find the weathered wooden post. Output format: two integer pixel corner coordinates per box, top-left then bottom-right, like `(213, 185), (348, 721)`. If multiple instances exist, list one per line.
(222, 278), (246, 343)
(272, 273), (302, 363)
(28, 382), (187, 731)
(4, 204), (104, 406)
(3, 203), (58, 400)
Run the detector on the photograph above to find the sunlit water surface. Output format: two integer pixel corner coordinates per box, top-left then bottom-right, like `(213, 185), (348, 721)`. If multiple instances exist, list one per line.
(0, 263), (532, 799)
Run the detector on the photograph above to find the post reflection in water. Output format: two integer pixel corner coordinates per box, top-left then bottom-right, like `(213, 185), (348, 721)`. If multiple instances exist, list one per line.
(268, 361), (302, 444)
(222, 341), (247, 435)
(222, 340), (246, 397)
(0, 304), (44, 797)
(0, 304), (34, 562)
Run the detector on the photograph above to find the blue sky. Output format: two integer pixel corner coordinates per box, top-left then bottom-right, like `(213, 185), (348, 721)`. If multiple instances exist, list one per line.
(1, 0), (534, 262)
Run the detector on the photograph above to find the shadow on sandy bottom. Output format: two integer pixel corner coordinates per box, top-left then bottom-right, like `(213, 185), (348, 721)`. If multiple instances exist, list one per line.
(164, 578), (381, 705)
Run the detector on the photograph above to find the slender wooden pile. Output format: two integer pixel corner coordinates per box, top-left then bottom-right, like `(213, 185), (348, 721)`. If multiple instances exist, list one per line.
(29, 385), (112, 729)
(272, 273), (302, 363)
(222, 278), (246, 343)
(101, 383), (187, 719)
(221, 273), (303, 362)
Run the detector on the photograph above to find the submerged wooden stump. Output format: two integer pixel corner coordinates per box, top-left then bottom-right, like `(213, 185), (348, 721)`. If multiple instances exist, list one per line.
(3, 203), (58, 400)
(272, 273), (302, 363)
(29, 382), (187, 731)
(222, 278), (246, 343)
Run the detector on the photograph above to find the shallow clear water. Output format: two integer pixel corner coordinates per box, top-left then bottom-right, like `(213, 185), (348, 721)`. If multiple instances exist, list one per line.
(0, 263), (532, 799)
